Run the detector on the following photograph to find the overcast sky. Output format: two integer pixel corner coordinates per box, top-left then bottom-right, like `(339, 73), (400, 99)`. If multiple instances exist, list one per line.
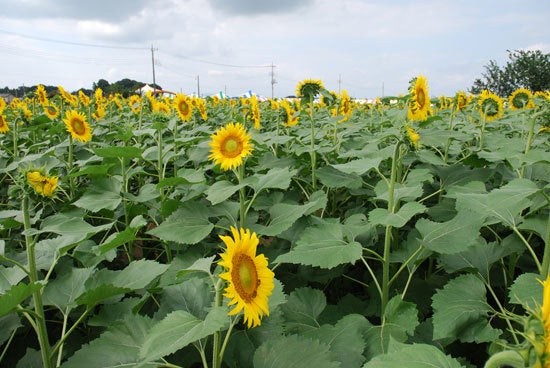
(1, 0), (549, 98)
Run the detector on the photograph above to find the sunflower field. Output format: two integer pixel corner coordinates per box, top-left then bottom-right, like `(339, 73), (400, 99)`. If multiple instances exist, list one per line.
(0, 78), (549, 368)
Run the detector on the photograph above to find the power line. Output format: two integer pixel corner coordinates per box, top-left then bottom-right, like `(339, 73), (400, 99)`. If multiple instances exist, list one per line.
(158, 50), (272, 69)
(0, 28), (149, 50)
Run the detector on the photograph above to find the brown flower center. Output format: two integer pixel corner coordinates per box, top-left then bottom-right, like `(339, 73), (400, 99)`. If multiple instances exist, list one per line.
(71, 118), (86, 135)
(231, 253), (259, 302)
(222, 137), (242, 158)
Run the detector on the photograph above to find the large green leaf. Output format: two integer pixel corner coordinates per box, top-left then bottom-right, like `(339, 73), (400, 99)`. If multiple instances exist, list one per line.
(281, 287), (326, 334)
(75, 284), (131, 307)
(92, 146), (143, 159)
(147, 202), (214, 244)
(247, 166), (297, 193)
(139, 307), (228, 362)
(250, 190), (327, 236)
(432, 274), (500, 343)
(26, 210), (113, 242)
(61, 315), (156, 368)
(157, 277), (214, 319)
(91, 259), (169, 290)
(274, 222), (362, 269)
(508, 272), (542, 311)
(364, 296), (419, 358)
(416, 210), (485, 254)
(368, 202), (427, 228)
(73, 177), (123, 212)
(363, 343), (464, 368)
(253, 335), (340, 368)
(304, 314), (369, 367)
(0, 265), (27, 293)
(331, 157), (383, 175)
(205, 180), (246, 205)
(42, 267), (95, 312)
(0, 282), (42, 317)
(316, 165), (362, 189)
(455, 178), (539, 227)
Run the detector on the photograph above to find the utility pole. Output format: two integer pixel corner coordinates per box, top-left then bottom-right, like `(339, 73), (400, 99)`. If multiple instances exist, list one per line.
(197, 75), (201, 97)
(270, 62), (277, 99)
(151, 44), (157, 94)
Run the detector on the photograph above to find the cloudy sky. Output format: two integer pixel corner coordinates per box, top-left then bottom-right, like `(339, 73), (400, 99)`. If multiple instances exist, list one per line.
(1, 0), (549, 98)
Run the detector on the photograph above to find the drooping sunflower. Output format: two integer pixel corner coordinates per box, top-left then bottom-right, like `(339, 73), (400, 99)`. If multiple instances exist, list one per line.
(196, 98), (208, 120)
(338, 90), (352, 123)
(218, 227), (275, 328)
(296, 79), (325, 100)
(249, 96), (261, 130)
(78, 90), (91, 107)
(128, 95), (142, 114)
(92, 104), (106, 120)
(63, 110), (92, 142)
(407, 75), (431, 121)
(280, 100), (298, 127)
(173, 94), (193, 122)
(478, 90), (503, 121)
(208, 122), (253, 171)
(0, 114), (9, 134)
(26, 171), (58, 197)
(406, 126), (420, 148)
(44, 105), (59, 119)
(509, 87), (534, 110)
(455, 91), (469, 111)
(35, 85), (48, 105)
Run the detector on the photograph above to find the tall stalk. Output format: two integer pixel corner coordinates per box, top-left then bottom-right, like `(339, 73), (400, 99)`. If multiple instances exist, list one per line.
(23, 196), (52, 368)
(520, 111), (536, 178)
(381, 142), (402, 317)
(443, 105), (456, 163)
(308, 95), (317, 191)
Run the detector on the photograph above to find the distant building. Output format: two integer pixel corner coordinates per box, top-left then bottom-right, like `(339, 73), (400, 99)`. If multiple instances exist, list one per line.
(0, 93), (15, 103)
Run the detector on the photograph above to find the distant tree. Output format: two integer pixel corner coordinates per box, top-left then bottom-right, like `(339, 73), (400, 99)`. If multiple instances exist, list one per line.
(93, 79), (111, 93)
(470, 49), (550, 96)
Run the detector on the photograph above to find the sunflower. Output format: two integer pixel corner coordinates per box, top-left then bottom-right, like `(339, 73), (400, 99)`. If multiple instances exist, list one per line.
(128, 95), (142, 114)
(196, 98), (208, 120)
(208, 122), (253, 171)
(78, 90), (91, 107)
(0, 114), (9, 134)
(0, 96), (6, 112)
(44, 105), (59, 119)
(478, 90), (503, 121)
(538, 275), (550, 366)
(407, 75), (431, 121)
(280, 100), (298, 127)
(63, 110), (92, 142)
(455, 91), (469, 111)
(92, 104), (106, 120)
(406, 126), (420, 148)
(26, 171), (58, 197)
(218, 227), (274, 328)
(173, 94), (193, 121)
(296, 79), (325, 100)
(509, 88), (534, 110)
(338, 90), (352, 123)
(35, 85), (48, 105)
(249, 96), (261, 130)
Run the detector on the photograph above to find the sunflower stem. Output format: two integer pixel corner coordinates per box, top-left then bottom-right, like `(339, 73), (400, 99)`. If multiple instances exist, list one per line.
(520, 111), (536, 179)
(479, 108), (488, 150)
(237, 164), (246, 228)
(12, 117), (19, 159)
(212, 278), (224, 368)
(381, 141), (402, 317)
(67, 135), (75, 199)
(443, 104), (456, 163)
(23, 196), (53, 368)
(309, 95), (317, 191)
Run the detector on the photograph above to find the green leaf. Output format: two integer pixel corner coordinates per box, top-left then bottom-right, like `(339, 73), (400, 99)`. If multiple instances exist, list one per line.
(281, 287), (326, 334)
(0, 265), (27, 293)
(331, 156), (382, 175)
(176, 255), (216, 277)
(364, 296), (419, 357)
(92, 146), (143, 159)
(98, 227), (138, 254)
(93, 259), (169, 290)
(274, 222), (362, 269)
(368, 202), (427, 228)
(509, 272), (542, 311)
(61, 315), (156, 368)
(253, 335), (340, 368)
(206, 180), (246, 205)
(147, 202), (214, 244)
(438, 239), (510, 279)
(304, 314), (369, 367)
(250, 190), (327, 236)
(73, 177), (122, 212)
(455, 178), (539, 227)
(42, 267), (95, 312)
(416, 210), (485, 254)
(0, 282), (42, 317)
(363, 343), (464, 368)
(29, 210), (112, 242)
(316, 165), (362, 189)
(157, 278), (214, 319)
(247, 166), (296, 193)
(139, 307), (229, 362)
(75, 284), (131, 307)
(432, 274), (500, 343)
